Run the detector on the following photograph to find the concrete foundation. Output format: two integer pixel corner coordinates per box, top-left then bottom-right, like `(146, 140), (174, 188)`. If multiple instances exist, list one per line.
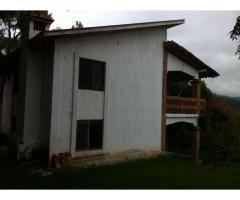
(73, 149), (161, 168)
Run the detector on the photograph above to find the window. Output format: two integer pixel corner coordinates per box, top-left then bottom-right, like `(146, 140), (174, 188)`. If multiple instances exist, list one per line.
(33, 21), (46, 31)
(78, 58), (105, 91)
(76, 120), (103, 151)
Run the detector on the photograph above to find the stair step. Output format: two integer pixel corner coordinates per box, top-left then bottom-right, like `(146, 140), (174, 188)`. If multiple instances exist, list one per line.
(73, 153), (109, 163)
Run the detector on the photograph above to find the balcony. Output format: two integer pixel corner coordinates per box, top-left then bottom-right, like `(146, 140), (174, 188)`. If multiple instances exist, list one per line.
(167, 96), (206, 114)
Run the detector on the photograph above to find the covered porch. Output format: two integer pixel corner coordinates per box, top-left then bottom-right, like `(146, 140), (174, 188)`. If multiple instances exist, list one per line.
(162, 41), (219, 161)
(166, 79), (203, 161)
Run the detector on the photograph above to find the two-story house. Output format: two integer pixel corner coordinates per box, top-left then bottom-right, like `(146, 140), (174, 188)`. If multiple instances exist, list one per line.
(0, 11), (219, 163)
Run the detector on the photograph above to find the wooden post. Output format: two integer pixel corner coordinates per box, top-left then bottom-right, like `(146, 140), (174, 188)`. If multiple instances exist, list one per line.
(191, 79), (201, 98)
(191, 79), (201, 113)
(192, 126), (201, 163)
(191, 79), (202, 163)
(161, 46), (168, 151)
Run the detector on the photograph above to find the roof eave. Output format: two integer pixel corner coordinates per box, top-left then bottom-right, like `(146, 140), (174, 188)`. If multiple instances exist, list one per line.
(164, 41), (219, 79)
(43, 19), (185, 38)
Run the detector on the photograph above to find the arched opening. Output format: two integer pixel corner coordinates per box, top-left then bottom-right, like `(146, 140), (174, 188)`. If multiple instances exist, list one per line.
(166, 122), (195, 155)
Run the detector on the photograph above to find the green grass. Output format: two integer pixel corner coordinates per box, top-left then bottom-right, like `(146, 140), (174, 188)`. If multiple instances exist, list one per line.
(2, 154), (240, 189)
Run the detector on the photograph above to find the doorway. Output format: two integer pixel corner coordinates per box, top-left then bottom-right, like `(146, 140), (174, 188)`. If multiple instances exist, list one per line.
(166, 122), (195, 155)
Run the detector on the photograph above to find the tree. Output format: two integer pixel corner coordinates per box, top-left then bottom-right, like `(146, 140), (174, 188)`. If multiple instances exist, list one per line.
(72, 21), (83, 29)
(0, 11), (20, 55)
(200, 95), (240, 162)
(200, 81), (215, 101)
(0, 11), (31, 55)
(167, 79), (215, 100)
(53, 27), (61, 30)
(230, 16), (240, 59)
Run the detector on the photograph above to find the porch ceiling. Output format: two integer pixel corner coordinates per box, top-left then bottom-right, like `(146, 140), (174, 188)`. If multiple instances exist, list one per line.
(167, 71), (194, 82)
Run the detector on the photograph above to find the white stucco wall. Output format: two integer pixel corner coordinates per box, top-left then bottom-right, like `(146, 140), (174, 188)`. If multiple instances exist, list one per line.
(29, 21), (51, 39)
(29, 21), (40, 40)
(1, 75), (13, 132)
(50, 28), (166, 157)
(168, 53), (199, 79)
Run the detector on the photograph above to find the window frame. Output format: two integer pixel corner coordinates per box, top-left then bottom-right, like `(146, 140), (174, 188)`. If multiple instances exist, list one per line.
(75, 119), (104, 152)
(78, 57), (106, 91)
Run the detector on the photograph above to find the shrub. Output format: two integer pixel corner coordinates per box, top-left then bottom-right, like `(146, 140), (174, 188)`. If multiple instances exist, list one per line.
(200, 97), (240, 162)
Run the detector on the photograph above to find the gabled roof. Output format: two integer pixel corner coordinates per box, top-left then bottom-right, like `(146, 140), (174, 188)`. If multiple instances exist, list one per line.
(164, 41), (219, 78)
(43, 19), (185, 38)
(31, 11), (54, 24)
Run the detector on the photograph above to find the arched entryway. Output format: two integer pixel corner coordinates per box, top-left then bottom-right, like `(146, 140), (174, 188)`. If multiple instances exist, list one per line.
(166, 122), (197, 157)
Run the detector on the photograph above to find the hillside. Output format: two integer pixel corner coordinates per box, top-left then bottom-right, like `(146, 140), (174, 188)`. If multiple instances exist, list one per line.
(217, 95), (240, 113)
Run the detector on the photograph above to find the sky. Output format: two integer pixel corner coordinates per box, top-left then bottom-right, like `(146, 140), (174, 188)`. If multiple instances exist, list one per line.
(50, 10), (240, 97)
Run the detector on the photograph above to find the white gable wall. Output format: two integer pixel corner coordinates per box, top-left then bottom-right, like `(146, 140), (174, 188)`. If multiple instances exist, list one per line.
(168, 52), (199, 79)
(50, 28), (166, 157)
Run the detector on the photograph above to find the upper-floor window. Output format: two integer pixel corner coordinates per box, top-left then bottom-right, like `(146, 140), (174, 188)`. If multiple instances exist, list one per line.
(33, 21), (46, 31)
(78, 58), (105, 91)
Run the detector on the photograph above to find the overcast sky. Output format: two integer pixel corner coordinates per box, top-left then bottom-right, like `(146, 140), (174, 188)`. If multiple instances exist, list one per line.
(50, 11), (240, 97)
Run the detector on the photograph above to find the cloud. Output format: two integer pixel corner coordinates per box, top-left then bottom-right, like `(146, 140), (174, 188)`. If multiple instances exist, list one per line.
(166, 11), (240, 97)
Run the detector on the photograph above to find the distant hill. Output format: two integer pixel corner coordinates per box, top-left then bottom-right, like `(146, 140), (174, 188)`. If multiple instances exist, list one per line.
(234, 97), (240, 102)
(217, 95), (240, 113)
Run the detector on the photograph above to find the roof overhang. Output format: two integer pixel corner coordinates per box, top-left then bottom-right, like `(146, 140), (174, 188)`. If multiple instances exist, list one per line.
(164, 41), (219, 78)
(43, 19), (185, 39)
(31, 11), (54, 24)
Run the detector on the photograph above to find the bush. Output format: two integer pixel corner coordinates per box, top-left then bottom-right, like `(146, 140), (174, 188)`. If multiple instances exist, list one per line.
(200, 97), (240, 162)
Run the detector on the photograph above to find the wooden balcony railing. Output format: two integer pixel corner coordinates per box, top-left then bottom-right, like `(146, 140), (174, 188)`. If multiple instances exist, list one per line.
(167, 96), (206, 114)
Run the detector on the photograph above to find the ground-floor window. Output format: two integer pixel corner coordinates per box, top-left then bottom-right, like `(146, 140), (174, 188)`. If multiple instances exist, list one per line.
(76, 120), (103, 151)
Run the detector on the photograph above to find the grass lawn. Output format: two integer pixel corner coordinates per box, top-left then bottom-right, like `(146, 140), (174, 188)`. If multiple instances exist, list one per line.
(1, 154), (240, 189)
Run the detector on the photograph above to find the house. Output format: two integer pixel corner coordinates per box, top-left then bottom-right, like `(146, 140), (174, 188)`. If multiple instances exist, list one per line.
(0, 11), (219, 163)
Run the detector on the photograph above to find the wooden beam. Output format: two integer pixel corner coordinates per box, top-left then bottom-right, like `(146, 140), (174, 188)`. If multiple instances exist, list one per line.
(191, 79), (201, 113)
(192, 126), (201, 163)
(161, 46), (168, 151)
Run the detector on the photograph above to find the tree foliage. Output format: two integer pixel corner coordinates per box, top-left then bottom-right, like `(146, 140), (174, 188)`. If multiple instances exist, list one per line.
(230, 16), (240, 59)
(168, 79), (240, 161)
(200, 80), (215, 100)
(167, 79), (215, 100)
(0, 11), (31, 55)
(0, 11), (20, 55)
(72, 21), (83, 29)
(200, 89), (240, 161)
